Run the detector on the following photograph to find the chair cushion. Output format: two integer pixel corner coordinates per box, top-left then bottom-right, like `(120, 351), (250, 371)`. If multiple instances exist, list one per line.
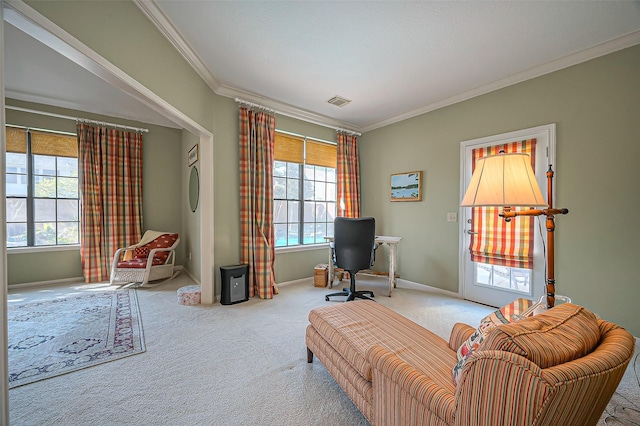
(130, 233), (178, 264)
(481, 303), (601, 369)
(146, 233), (178, 262)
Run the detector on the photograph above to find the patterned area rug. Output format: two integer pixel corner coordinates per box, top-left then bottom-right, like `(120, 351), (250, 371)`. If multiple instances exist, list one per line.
(8, 289), (145, 388)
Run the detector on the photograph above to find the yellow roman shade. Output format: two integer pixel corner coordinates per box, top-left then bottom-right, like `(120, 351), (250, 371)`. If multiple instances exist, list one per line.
(306, 140), (336, 168)
(6, 127), (27, 153)
(274, 133), (304, 164)
(5, 127), (77, 158)
(274, 131), (336, 168)
(31, 130), (78, 158)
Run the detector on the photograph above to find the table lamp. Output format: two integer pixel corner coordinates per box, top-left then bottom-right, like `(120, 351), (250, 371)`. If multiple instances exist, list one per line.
(460, 152), (569, 308)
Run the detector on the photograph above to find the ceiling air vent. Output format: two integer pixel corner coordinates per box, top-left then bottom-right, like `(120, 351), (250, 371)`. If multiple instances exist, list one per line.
(327, 96), (352, 108)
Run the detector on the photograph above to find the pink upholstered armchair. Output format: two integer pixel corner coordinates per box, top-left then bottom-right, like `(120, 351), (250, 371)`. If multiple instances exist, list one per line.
(110, 231), (179, 287)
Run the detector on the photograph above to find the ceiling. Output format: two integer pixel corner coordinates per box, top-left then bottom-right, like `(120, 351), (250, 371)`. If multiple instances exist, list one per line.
(5, 1), (640, 132)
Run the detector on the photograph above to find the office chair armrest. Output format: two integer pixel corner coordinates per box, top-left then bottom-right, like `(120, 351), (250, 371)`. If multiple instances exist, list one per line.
(370, 242), (379, 267)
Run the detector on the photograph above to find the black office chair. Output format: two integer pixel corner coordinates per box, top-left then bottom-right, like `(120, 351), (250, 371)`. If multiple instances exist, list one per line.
(326, 217), (377, 302)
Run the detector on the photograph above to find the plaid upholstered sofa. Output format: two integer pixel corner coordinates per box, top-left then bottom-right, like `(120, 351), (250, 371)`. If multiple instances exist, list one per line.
(306, 300), (634, 426)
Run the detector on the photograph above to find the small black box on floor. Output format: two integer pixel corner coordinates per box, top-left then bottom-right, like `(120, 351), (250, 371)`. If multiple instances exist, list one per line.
(220, 264), (249, 305)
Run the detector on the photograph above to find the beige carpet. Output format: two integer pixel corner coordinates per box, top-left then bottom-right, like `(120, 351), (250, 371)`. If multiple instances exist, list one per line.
(7, 275), (639, 425)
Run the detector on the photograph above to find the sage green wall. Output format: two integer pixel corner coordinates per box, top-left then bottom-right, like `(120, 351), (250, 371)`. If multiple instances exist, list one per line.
(360, 45), (640, 336)
(182, 131), (201, 281)
(24, 0), (215, 291)
(209, 96), (238, 289)
(5, 100), (183, 285)
(18, 1), (332, 292)
(210, 97), (333, 286)
(22, 2), (639, 335)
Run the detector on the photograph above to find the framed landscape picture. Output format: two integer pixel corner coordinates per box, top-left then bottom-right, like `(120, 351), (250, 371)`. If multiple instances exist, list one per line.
(188, 144), (198, 166)
(390, 171), (422, 202)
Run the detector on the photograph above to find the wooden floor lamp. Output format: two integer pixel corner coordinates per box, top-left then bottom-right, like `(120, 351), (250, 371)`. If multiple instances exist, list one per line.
(461, 152), (569, 308)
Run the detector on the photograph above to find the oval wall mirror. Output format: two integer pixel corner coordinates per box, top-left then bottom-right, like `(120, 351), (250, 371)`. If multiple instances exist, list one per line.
(189, 166), (199, 212)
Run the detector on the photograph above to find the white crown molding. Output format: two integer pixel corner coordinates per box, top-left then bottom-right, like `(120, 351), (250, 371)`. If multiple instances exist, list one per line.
(135, 1), (640, 134)
(133, 0), (222, 93)
(135, 0), (360, 133)
(360, 29), (640, 133)
(216, 84), (355, 131)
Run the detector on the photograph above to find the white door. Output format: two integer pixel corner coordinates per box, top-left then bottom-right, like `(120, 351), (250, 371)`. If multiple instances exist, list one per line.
(459, 125), (555, 308)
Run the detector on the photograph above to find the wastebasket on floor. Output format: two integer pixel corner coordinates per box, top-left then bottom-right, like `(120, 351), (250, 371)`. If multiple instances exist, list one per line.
(220, 264), (249, 305)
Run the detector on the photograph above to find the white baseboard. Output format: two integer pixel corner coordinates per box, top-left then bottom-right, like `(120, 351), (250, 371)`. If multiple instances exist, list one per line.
(394, 278), (461, 298)
(181, 268), (219, 302)
(8, 276), (85, 290)
(277, 277), (314, 288)
(8, 265), (191, 292)
(282, 274), (461, 299)
(180, 266), (198, 284)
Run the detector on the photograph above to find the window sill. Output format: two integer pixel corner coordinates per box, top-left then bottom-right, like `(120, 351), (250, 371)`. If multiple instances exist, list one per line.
(275, 243), (329, 254)
(7, 244), (80, 254)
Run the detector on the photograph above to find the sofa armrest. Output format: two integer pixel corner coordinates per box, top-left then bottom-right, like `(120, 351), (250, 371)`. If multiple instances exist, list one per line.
(368, 345), (455, 426)
(454, 350), (552, 426)
(448, 323), (475, 352)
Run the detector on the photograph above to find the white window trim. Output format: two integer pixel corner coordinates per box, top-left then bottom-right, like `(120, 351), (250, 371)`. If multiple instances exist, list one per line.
(275, 242), (329, 254)
(7, 244), (80, 254)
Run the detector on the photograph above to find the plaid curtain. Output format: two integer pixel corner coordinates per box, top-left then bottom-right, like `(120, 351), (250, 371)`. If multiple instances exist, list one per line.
(337, 132), (360, 218)
(78, 123), (143, 283)
(469, 139), (537, 269)
(239, 107), (278, 299)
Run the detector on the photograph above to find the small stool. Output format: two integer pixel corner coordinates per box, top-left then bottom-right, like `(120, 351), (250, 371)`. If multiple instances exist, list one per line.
(177, 285), (201, 305)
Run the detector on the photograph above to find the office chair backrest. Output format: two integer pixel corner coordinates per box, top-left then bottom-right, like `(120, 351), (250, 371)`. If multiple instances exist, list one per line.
(333, 217), (376, 272)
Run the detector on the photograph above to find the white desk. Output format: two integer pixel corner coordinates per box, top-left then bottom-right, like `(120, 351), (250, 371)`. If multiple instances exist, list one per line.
(324, 235), (402, 297)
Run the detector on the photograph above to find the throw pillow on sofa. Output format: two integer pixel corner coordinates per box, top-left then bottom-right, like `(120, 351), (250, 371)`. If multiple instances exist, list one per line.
(452, 298), (534, 384)
(452, 308), (510, 384)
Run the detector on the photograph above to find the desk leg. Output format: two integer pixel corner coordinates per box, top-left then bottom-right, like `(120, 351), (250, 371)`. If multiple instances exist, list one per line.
(328, 249), (334, 288)
(388, 243), (398, 297)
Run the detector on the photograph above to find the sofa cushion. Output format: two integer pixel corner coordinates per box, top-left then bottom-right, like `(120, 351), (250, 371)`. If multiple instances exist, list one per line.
(480, 303), (601, 369)
(308, 300), (457, 394)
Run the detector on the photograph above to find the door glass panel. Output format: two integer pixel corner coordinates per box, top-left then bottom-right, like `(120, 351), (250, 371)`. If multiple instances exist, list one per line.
(474, 263), (531, 295)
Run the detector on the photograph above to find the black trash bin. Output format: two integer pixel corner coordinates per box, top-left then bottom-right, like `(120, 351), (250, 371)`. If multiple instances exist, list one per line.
(220, 264), (249, 305)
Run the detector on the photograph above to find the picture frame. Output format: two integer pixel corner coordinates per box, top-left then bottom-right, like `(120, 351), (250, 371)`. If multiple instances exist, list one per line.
(390, 171), (422, 202)
(188, 144), (198, 167)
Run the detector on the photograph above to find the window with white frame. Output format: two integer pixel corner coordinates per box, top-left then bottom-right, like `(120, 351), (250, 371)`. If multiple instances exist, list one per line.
(273, 131), (337, 247)
(5, 126), (79, 248)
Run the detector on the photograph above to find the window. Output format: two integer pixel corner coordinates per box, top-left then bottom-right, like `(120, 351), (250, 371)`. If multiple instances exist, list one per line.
(273, 132), (337, 247)
(5, 126), (79, 248)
